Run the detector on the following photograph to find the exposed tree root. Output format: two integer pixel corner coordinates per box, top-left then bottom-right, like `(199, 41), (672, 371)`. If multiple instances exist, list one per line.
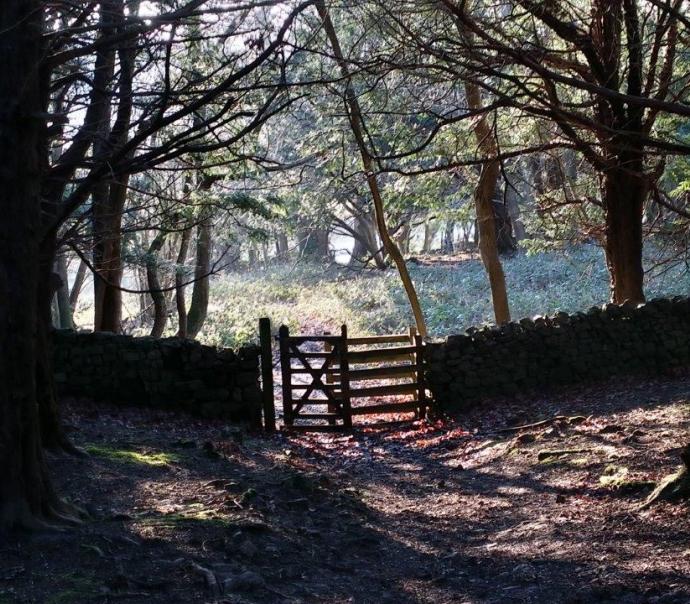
(47, 437), (88, 458)
(0, 495), (86, 533)
(496, 415), (588, 434)
(639, 444), (690, 509)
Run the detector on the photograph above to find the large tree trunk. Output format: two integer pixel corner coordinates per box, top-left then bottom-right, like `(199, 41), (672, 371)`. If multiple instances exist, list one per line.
(603, 154), (646, 304)
(175, 227), (192, 338)
(92, 178), (126, 332)
(464, 81), (511, 324)
(187, 216), (211, 339)
(92, 1), (133, 332)
(0, 0), (63, 529)
(146, 232), (168, 338)
(90, 19), (117, 332)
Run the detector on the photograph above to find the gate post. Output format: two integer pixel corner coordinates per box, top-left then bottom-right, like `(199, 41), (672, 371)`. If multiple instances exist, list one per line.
(339, 324), (353, 430)
(278, 325), (293, 427)
(414, 333), (427, 419)
(259, 318), (276, 432)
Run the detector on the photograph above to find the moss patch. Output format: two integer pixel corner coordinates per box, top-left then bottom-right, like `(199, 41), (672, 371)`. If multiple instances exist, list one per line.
(86, 445), (179, 466)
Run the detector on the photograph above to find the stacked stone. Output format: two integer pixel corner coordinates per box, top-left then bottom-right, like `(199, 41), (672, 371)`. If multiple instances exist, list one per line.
(426, 296), (690, 411)
(52, 330), (261, 421)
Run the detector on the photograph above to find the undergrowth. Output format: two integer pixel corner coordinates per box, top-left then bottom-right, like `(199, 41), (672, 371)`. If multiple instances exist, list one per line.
(198, 245), (690, 348)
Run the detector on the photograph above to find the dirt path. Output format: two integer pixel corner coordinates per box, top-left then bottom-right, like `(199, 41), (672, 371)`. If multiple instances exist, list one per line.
(3, 375), (690, 603)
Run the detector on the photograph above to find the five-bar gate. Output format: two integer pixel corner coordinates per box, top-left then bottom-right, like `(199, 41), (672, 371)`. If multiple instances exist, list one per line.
(277, 324), (427, 432)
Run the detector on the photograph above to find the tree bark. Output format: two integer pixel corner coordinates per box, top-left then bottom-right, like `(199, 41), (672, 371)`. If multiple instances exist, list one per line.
(92, 0), (134, 333)
(68, 258), (87, 313)
(146, 232), (168, 338)
(603, 153), (646, 304)
(350, 211), (387, 269)
(275, 232), (290, 262)
(464, 81), (511, 324)
(37, 236), (71, 451)
(0, 0), (63, 529)
(187, 216), (211, 339)
(442, 220), (455, 254)
(492, 200), (518, 255)
(54, 252), (73, 329)
(175, 227), (192, 338)
(422, 218), (436, 254)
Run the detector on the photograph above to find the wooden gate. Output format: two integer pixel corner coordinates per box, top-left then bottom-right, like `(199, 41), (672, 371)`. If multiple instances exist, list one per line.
(278, 325), (427, 432)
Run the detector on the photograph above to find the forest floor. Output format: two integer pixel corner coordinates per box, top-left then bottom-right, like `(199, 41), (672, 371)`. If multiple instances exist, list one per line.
(4, 374), (690, 603)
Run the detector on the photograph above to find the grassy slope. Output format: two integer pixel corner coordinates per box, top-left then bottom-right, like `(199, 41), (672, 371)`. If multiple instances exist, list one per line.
(200, 245), (690, 348)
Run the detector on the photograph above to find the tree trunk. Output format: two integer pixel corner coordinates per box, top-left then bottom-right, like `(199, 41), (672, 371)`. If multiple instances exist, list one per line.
(187, 216), (211, 339)
(90, 23), (117, 331)
(37, 236), (72, 451)
(275, 232), (290, 262)
(350, 211), (386, 269)
(94, 171), (131, 332)
(0, 0), (63, 529)
(175, 227), (192, 338)
(146, 232), (168, 338)
(68, 258), (87, 312)
(505, 188), (526, 242)
(54, 252), (73, 329)
(464, 81), (511, 324)
(92, 2), (133, 333)
(395, 222), (411, 255)
(298, 225), (330, 261)
(442, 220), (455, 254)
(492, 201), (518, 255)
(603, 156), (646, 304)
(422, 218), (436, 254)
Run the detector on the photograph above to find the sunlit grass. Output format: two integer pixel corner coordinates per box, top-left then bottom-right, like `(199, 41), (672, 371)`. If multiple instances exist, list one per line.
(197, 245), (690, 347)
(85, 445), (179, 466)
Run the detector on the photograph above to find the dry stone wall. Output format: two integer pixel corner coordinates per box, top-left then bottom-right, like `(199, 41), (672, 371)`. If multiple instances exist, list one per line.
(426, 297), (690, 411)
(52, 330), (261, 423)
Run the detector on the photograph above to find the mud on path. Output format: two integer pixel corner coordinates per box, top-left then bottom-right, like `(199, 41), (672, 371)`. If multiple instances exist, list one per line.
(3, 374), (690, 603)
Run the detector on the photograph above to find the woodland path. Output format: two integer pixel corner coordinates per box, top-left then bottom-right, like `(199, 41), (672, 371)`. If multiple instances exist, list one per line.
(3, 374), (690, 603)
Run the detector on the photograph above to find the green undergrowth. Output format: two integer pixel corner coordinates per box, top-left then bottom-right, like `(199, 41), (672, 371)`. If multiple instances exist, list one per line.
(198, 245), (690, 348)
(86, 445), (179, 466)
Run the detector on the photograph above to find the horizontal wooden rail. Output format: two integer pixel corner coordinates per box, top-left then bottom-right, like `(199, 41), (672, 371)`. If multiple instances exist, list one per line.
(348, 364), (418, 380)
(291, 383), (341, 392)
(282, 335), (343, 344)
(350, 401), (420, 415)
(347, 334), (411, 345)
(290, 365), (422, 380)
(346, 345), (417, 363)
(349, 383), (419, 398)
(293, 413), (343, 420)
(287, 398), (340, 405)
(288, 351), (341, 359)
